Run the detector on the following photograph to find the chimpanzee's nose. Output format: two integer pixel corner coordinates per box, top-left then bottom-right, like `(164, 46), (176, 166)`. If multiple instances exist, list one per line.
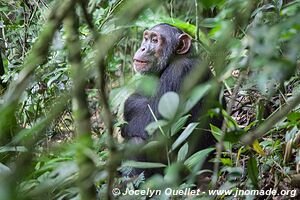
(141, 47), (146, 52)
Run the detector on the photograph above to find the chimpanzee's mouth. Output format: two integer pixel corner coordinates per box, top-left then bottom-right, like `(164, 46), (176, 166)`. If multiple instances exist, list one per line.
(134, 59), (148, 64)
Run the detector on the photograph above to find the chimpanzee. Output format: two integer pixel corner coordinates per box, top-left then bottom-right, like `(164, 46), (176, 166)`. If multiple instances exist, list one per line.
(121, 23), (220, 176)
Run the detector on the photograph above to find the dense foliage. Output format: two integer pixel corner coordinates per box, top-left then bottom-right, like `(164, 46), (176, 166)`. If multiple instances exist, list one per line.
(0, 0), (300, 199)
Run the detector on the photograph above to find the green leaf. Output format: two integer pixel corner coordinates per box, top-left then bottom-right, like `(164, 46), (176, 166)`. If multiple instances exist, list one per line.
(281, 2), (300, 16)
(184, 83), (211, 114)
(171, 123), (198, 151)
(136, 75), (159, 96)
(177, 143), (189, 162)
(252, 140), (266, 156)
(210, 124), (222, 142)
(0, 163), (11, 175)
(158, 92), (180, 120)
(171, 115), (190, 136)
(200, 18), (219, 28)
(145, 120), (168, 135)
(160, 18), (211, 45)
(122, 161), (166, 169)
(184, 148), (214, 169)
(0, 146), (28, 153)
(287, 111), (300, 123)
(247, 157), (259, 188)
(201, 0), (225, 9)
(221, 166), (243, 175)
(220, 158), (232, 166)
(221, 109), (239, 129)
(210, 124), (233, 151)
(142, 141), (162, 151)
(164, 163), (187, 183)
(224, 130), (245, 143)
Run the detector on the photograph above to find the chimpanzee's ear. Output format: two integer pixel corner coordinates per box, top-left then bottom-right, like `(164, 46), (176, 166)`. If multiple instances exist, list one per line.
(176, 33), (192, 54)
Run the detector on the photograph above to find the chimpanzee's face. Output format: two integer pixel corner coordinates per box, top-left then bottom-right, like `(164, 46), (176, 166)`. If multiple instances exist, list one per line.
(133, 24), (192, 75)
(133, 30), (164, 74)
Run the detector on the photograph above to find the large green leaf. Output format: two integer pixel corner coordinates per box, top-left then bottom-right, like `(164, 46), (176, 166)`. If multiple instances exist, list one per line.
(0, 146), (27, 153)
(184, 148), (214, 169)
(171, 115), (190, 136)
(247, 157), (259, 188)
(210, 124), (222, 142)
(171, 123), (198, 151)
(177, 142), (189, 162)
(122, 161), (166, 169)
(158, 91), (180, 120)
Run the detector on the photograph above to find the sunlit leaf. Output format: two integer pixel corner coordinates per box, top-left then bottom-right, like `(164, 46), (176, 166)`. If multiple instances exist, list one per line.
(220, 158), (232, 166)
(252, 140), (266, 156)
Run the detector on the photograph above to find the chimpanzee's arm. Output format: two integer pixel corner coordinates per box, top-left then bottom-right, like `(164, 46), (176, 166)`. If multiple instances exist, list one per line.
(121, 93), (152, 140)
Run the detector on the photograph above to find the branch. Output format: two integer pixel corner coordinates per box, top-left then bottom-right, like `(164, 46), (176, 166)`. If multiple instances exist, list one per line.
(64, 6), (97, 200)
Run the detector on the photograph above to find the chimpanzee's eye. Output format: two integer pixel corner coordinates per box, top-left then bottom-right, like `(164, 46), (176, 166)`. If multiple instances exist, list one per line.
(152, 37), (158, 43)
